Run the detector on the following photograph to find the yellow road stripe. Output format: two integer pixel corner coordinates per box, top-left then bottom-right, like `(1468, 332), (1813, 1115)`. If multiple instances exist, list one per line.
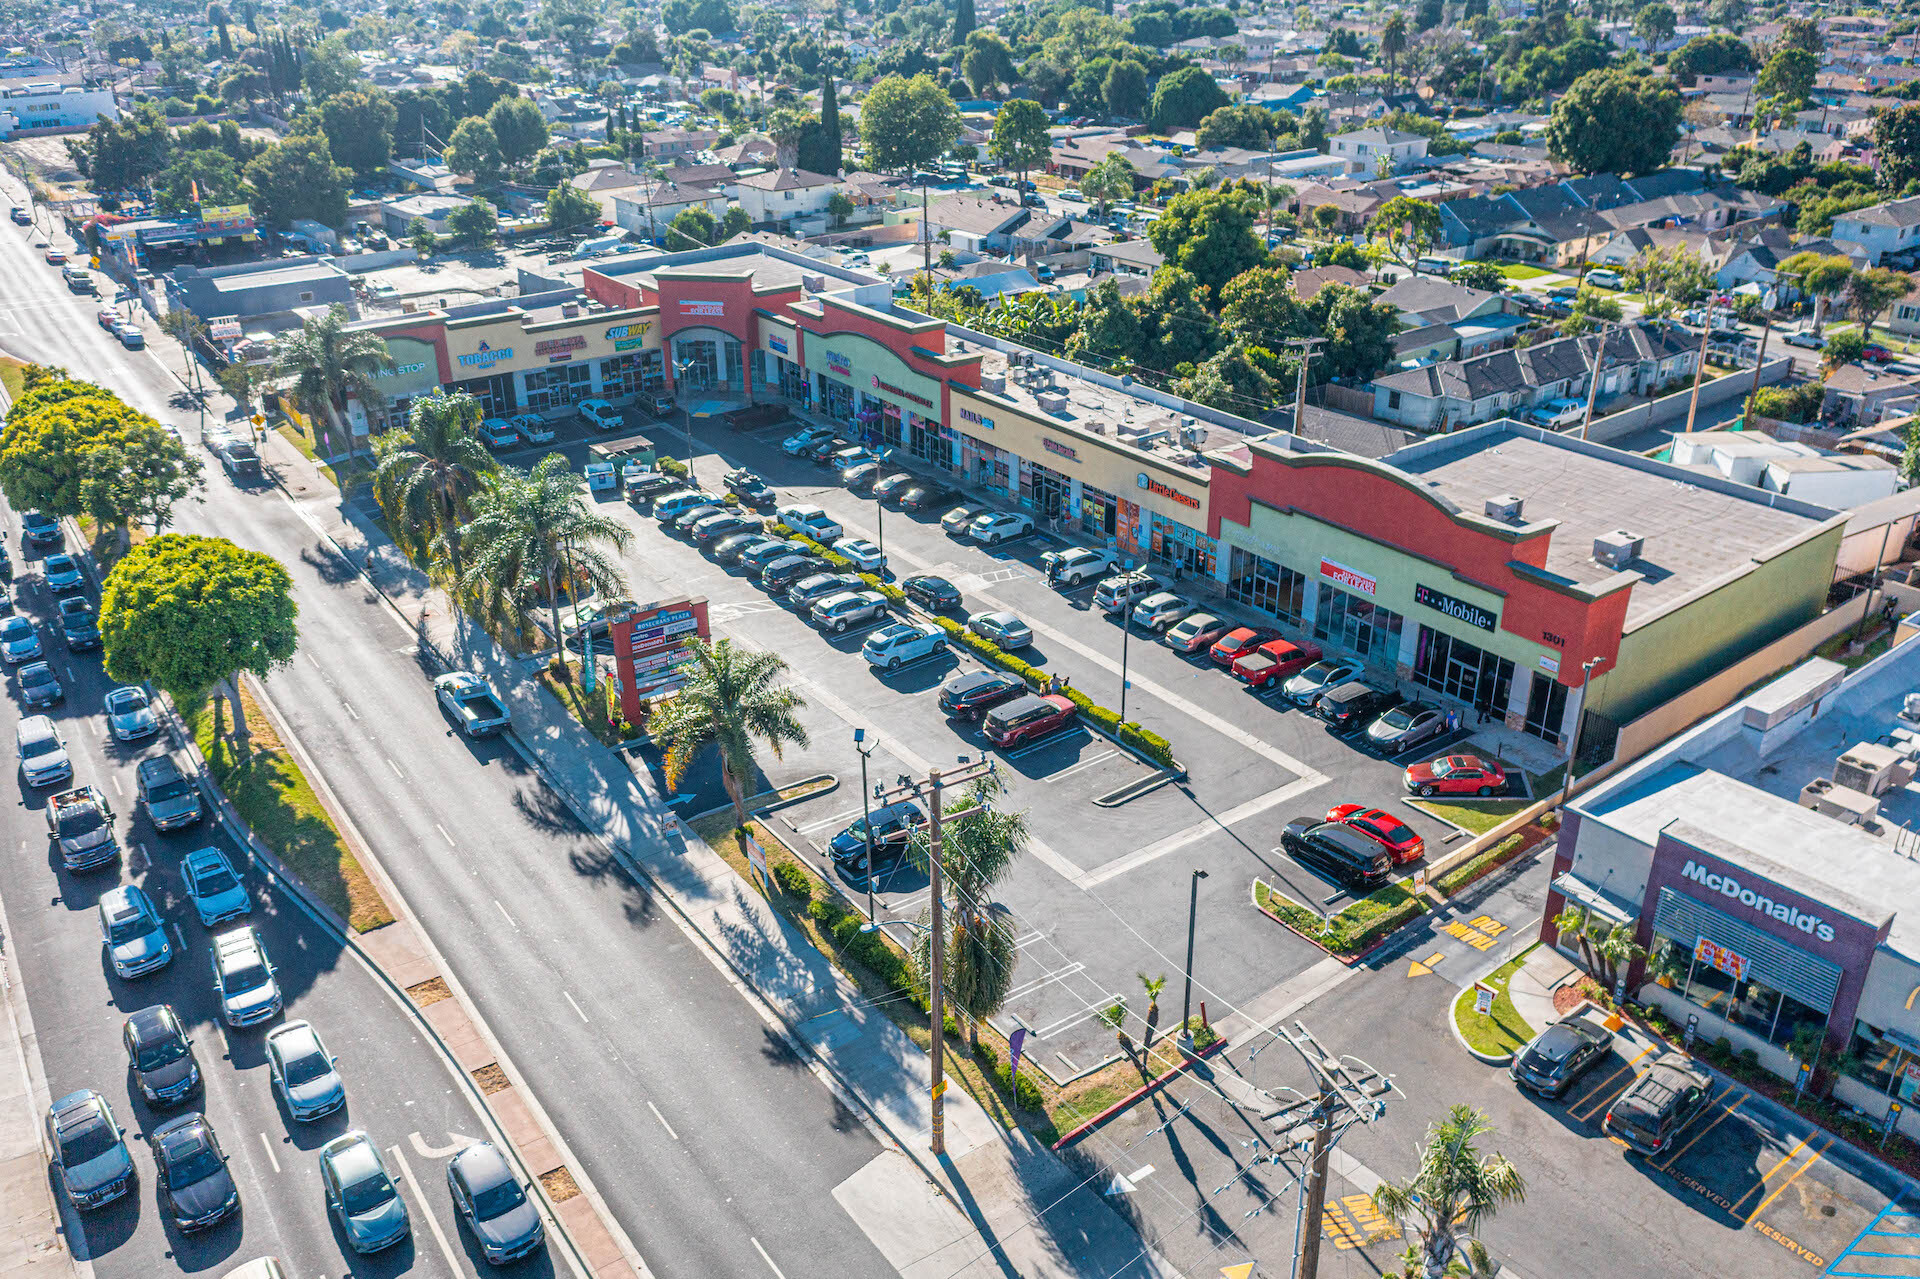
(1745, 1139), (1831, 1225)
(1570, 1045), (1658, 1121)
(1731, 1136), (1812, 1215)
(1656, 1089), (1747, 1171)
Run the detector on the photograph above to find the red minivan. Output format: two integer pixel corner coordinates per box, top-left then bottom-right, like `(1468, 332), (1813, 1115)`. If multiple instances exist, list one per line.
(983, 694), (1078, 748)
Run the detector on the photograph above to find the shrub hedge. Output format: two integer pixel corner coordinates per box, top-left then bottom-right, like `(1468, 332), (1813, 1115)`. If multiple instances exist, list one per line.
(1258, 878), (1430, 955)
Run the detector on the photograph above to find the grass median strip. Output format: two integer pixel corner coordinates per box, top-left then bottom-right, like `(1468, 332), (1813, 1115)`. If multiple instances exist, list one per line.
(186, 686), (395, 933)
(1452, 946), (1536, 1058)
(1255, 876), (1429, 956)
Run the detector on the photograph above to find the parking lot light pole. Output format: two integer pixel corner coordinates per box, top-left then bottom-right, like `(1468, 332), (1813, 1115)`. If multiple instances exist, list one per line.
(854, 728), (878, 922)
(1559, 657), (1603, 809)
(673, 356), (697, 470)
(1179, 868), (1209, 1049)
(1119, 559), (1134, 725)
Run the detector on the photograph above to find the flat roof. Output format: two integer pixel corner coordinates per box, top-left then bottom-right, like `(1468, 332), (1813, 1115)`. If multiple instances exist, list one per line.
(1380, 423), (1841, 627)
(210, 262), (343, 291)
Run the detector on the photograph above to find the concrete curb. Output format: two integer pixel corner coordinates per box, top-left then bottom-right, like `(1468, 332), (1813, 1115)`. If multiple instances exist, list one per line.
(1049, 1036), (1227, 1150)
(1449, 950), (1534, 1068)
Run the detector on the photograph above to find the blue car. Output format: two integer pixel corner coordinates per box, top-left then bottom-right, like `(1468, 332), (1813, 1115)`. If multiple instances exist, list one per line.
(182, 846), (251, 926)
(98, 884), (171, 978)
(46, 1090), (134, 1210)
(320, 1132), (411, 1254)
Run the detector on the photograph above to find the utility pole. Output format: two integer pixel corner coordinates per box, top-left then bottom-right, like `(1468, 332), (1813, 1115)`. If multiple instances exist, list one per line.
(1577, 322), (1612, 441)
(867, 757), (995, 1156)
(1287, 336), (1327, 438)
(1681, 300), (1714, 436)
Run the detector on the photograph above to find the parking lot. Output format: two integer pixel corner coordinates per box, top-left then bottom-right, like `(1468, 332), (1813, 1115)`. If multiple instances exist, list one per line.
(490, 403), (1547, 1076)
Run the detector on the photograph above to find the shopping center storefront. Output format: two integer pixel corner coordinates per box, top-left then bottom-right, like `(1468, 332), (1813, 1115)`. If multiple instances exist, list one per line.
(802, 330), (948, 460)
(355, 335), (442, 433)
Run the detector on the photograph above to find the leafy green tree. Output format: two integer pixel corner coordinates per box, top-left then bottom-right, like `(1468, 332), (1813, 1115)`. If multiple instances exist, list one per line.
(1756, 46), (1816, 112)
(100, 534), (298, 749)
(904, 774), (1027, 1048)
(989, 99), (1050, 190)
(0, 376), (201, 544)
(269, 304), (395, 451)
(301, 33), (363, 99)
(155, 148), (245, 215)
(1903, 419), (1920, 488)
(1146, 187), (1265, 297)
(1706, 0), (1746, 28)
(1371, 1106), (1526, 1277)
(1148, 65), (1230, 131)
(1849, 267), (1913, 333)
(721, 205), (753, 238)
(85, 101), (172, 192)
(1668, 32), (1752, 81)
(443, 116), (504, 183)
(319, 87), (397, 179)
(487, 96), (550, 170)
(1875, 104), (1920, 192)
(1303, 283), (1399, 382)
(458, 453), (632, 661)
(1195, 103), (1277, 150)
(952, 0), (975, 45)
(858, 73), (961, 173)
(1081, 152), (1135, 216)
(1139, 266), (1219, 369)
(1367, 195), (1443, 271)
(667, 205), (719, 250)
(545, 182), (601, 231)
(246, 127), (351, 226)
(370, 392), (495, 580)
(1631, 1), (1676, 49)
(1546, 68), (1682, 176)
(447, 199), (499, 248)
(1449, 261), (1508, 292)
(961, 31), (1017, 98)
(1103, 58), (1149, 118)
(408, 217), (437, 257)
(1220, 265), (1301, 343)
(1780, 250), (1853, 333)
(647, 637), (808, 825)
(825, 192), (853, 227)
(1175, 341), (1281, 414)
(1066, 277), (1145, 367)
(662, 0), (734, 35)
(1824, 329), (1867, 369)
(1565, 284), (1624, 334)
(1780, 14), (1822, 55)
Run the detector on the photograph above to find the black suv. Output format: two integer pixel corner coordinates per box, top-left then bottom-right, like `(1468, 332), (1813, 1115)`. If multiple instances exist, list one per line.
(1315, 679), (1402, 733)
(123, 1004), (201, 1106)
(830, 801), (928, 887)
(939, 670), (1026, 721)
(1510, 1013), (1611, 1097)
(1278, 818), (1391, 891)
(725, 470), (774, 507)
(762, 554), (831, 591)
(1603, 1053), (1712, 1155)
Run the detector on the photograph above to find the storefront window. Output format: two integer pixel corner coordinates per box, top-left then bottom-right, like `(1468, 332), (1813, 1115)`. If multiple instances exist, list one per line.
(1228, 548), (1306, 624)
(640, 349), (665, 392)
(819, 375), (854, 423)
(598, 353), (643, 399)
(1524, 670), (1570, 746)
(1027, 461), (1070, 520)
(1412, 626), (1516, 721)
(1149, 513), (1217, 579)
(523, 362), (592, 411)
(673, 334), (743, 390)
(1651, 932), (1830, 1048)
(1849, 1022), (1915, 1096)
(448, 372), (515, 417)
(1314, 583), (1404, 662)
(1081, 484), (1116, 538)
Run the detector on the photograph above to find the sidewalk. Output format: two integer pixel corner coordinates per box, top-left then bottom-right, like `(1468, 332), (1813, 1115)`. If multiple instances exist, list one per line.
(0, 892), (80, 1278)
(254, 425), (1185, 1277)
(1505, 945), (1577, 1034)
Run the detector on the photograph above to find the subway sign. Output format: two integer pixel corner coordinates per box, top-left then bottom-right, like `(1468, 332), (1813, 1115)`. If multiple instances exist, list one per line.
(1414, 583), (1496, 632)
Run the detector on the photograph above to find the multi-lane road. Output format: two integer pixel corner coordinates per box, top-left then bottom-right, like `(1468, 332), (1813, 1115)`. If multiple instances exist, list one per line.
(0, 183), (905, 1277)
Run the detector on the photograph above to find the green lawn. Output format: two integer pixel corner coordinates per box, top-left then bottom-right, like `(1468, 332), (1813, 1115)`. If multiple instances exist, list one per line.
(1817, 626), (1895, 671)
(1410, 797), (1530, 835)
(0, 356), (25, 403)
(1493, 261), (1552, 280)
(186, 687), (394, 933)
(276, 422), (374, 491)
(1452, 945), (1537, 1056)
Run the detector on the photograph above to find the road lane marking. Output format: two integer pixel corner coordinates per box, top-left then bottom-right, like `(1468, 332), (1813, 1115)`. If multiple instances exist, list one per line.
(647, 1100), (679, 1140)
(1656, 1088), (1746, 1170)
(388, 1144), (464, 1273)
(386, 757), (404, 778)
(343, 701), (359, 720)
(436, 823), (455, 847)
(1568, 1044), (1658, 1121)
(752, 1236), (790, 1279)
(171, 922), (186, 951)
(108, 774), (123, 796)
(1732, 1136), (1813, 1215)
(564, 990), (590, 1022)
(1745, 1139), (1831, 1224)
(494, 899), (517, 928)
(257, 1132), (280, 1173)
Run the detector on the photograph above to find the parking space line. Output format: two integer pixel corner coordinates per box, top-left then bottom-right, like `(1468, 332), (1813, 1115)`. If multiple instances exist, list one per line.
(1731, 1135), (1814, 1215)
(1744, 1138), (1830, 1224)
(1655, 1087), (1746, 1170)
(1004, 962), (1085, 1001)
(1005, 728), (1090, 761)
(800, 806), (864, 834)
(1568, 1045), (1658, 1121)
(1075, 772), (1331, 889)
(1048, 749), (1119, 781)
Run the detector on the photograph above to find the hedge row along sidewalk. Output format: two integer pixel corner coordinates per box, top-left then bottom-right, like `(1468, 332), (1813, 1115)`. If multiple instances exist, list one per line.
(765, 521), (1178, 770)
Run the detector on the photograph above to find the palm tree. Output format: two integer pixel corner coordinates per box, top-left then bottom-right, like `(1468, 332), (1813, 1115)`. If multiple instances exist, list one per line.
(1552, 903), (1600, 978)
(1139, 972), (1167, 1048)
(269, 304), (395, 456)
(1097, 999), (1130, 1051)
(645, 638), (810, 826)
(371, 392), (495, 581)
(912, 899), (1018, 1051)
(457, 454), (632, 658)
(1593, 921), (1647, 994)
(1371, 1105), (1526, 1277)
(1380, 14), (1409, 96)
(906, 776), (1029, 1049)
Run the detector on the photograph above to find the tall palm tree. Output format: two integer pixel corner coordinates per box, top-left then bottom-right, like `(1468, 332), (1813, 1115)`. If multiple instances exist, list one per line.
(457, 454), (632, 657)
(269, 304), (395, 456)
(1381, 14), (1409, 96)
(1372, 1105), (1526, 1278)
(907, 775), (1030, 1049)
(645, 637), (810, 825)
(370, 392), (495, 581)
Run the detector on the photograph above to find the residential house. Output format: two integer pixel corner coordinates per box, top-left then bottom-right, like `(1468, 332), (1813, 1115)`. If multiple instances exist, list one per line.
(569, 160), (646, 219)
(1088, 239), (1165, 278)
(380, 193), (471, 236)
(730, 167), (845, 226)
(1830, 198), (1920, 266)
(1293, 182), (1384, 233)
(1328, 127), (1430, 175)
(609, 180), (729, 239)
(711, 137), (778, 168)
(1290, 264), (1370, 299)
(923, 194), (1031, 253)
(1048, 133), (1135, 181)
(1822, 365), (1920, 426)
(1886, 277), (1920, 340)
(1377, 276), (1513, 328)
(641, 127), (720, 160)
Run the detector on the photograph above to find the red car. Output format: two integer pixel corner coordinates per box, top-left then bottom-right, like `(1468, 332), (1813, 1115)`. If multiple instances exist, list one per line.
(1863, 343), (1898, 364)
(1209, 625), (1283, 668)
(983, 693), (1078, 748)
(96, 308), (117, 330)
(43, 247), (66, 264)
(1326, 804), (1426, 864)
(1231, 638), (1322, 688)
(1404, 753), (1508, 797)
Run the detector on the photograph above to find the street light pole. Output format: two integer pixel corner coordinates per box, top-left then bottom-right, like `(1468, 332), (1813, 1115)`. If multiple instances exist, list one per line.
(854, 728), (878, 923)
(1118, 558), (1134, 725)
(1560, 656), (1603, 808)
(1179, 868), (1209, 1048)
(673, 355), (697, 471)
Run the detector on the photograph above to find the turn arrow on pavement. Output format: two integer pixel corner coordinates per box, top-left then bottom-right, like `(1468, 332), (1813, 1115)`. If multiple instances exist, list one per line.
(409, 1130), (481, 1159)
(1407, 952), (1446, 978)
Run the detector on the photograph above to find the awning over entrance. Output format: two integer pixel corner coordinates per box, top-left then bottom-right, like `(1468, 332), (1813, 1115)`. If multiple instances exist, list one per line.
(1551, 872), (1639, 926)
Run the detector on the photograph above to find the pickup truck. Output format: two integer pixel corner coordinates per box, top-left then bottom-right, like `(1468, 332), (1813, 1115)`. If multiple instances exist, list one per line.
(219, 439), (262, 479)
(46, 785), (118, 871)
(1231, 638), (1323, 689)
(434, 672), (511, 737)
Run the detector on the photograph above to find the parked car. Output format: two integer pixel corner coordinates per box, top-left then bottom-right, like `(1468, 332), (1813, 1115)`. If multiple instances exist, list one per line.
(811, 589), (889, 633)
(479, 418), (519, 450)
(1163, 612), (1230, 654)
(1210, 625), (1283, 668)
(119, 325), (145, 349)
(775, 503), (845, 543)
(137, 754), (203, 830)
(968, 511), (1034, 545)
(939, 670), (1027, 721)
(898, 481), (955, 511)
(1364, 699), (1449, 756)
(1092, 571), (1159, 614)
(1510, 1013), (1612, 1097)
(1130, 592), (1193, 632)
(724, 469), (774, 506)
(1232, 638), (1323, 688)
(1584, 268), (1624, 290)
(42, 553), (83, 592)
(709, 532), (770, 566)
(941, 505), (985, 536)
(58, 597), (99, 651)
(123, 1004), (199, 1103)
(872, 472), (917, 503)
(802, 435), (850, 464)
(828, 800), (927, 873)
(1603, 1053), (1712, 1155)
(17, 714), (70, 787)
(842, 461), (885, 492)
(739, 539), (804, 577)
(10, 207), (30, 225)
(578, 398), (623, 430)
(788, 572), (864, 609)
(902, 573), (961, 611)
(265, 1021), (345, 1122)
(1863, 343), (1898, 364)
(693, 511), (762, 544)
(447, 1141), (546, 1265)
(967, 610), (1032, 649)
(319, 1132), (411, 1254)
(862, 621), (946, 669)
(99, 885), (172, 979)
(653, 490), (721, 523)
(1314, 678), (1402, 731)
(433, 672), (510, 737)
(96, 307), (118, 329)
(826, 445), (874, 472)
(1278, 818), (1391, 892)
(1403, 753), (1508, 797)
(762, 553), (832, 591)
(149, 1112), (239, 1231)
(833, 537), (887, 572)
(782, 425), (838, 456)
(43, 247), (66, 265)
(46, 1090), (134, 1210)
(1282, 658), (1361, 706)
(1782, 328), (1825, 350)
(671, 503), (729, 534)
(1326, 804), (1424, 863)
(510, 413), (556, 444)
(183, 845), (251, 927)
(210, 926), (281, 1027)
(1528, 398), (1585, 430)
(983, 693), (1077, 748)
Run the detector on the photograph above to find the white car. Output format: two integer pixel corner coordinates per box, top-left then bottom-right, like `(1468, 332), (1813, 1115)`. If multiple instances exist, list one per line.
(1093, 571), (1160, 614)
(1040, 545), (1118, 586)
(776, 503), (845, 542)
(1131, 592), (1194, 631)
(578, 398), (622, 431)
(104, 686), (158, 742)
(782, 425), (837, 455)
(967, 511), (1034, 545)
(17, 714), (70, 788)
(967, 610), (1032, 649)
(833, 537), (886, 572)
(810, 589), (889, 633)
(210, 927), (281, 1028)
(478, 418), (518, 449)
(510, 413), (556, 444)
(862, 621), (946, 670)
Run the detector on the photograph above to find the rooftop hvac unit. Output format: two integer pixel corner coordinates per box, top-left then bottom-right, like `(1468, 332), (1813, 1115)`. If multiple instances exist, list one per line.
(1834, 742), (1912, 796)
(1593, 530), (1644, 568)
(1485, 493), (1524, 523)
(802, 274), (826, 292)
(561, 303), (580, 317)
(1902, 692), (1920, 724)
(1182, 424), (1208, 449)
(1036, 390), (1070, 416)
(1799, 775), (1881, 826)
(980, 371), (1006, 394)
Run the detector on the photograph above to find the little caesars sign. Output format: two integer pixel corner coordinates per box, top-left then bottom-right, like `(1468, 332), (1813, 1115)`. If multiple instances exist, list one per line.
(1681, 860), (1837, 943)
